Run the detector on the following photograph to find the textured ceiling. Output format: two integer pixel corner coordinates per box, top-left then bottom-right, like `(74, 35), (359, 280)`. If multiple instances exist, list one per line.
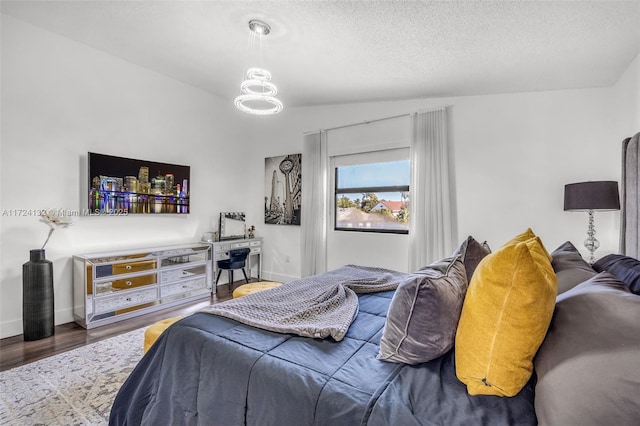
(2, 1), (639, 108)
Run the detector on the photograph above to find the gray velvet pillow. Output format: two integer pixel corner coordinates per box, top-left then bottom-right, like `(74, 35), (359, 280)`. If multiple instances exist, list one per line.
(378, 255), (467, 364)
(550, 241), (597, 294)
(534, 272), (640, 426)
(451, 236), (491, 283)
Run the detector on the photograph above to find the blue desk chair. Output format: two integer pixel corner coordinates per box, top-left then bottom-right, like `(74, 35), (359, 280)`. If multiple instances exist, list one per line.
(215, 247), (251, 287)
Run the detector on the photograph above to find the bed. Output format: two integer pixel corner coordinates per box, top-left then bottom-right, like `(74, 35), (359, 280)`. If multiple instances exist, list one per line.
(110, 137), (640, 426)
(109, 261), (538, 426)
(108, 240), (640, 426)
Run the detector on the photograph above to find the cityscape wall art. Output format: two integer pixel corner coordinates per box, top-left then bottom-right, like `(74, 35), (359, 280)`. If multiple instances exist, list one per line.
(264, 153), (301, 225)
(88, 152), (191, 214)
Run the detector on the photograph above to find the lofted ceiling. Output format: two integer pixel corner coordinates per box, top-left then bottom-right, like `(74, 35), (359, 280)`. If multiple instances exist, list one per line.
(2, 1), (639, 108)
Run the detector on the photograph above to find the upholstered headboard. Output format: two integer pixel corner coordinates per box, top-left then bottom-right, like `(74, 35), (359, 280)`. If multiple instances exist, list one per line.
(620, 132), (639, 258)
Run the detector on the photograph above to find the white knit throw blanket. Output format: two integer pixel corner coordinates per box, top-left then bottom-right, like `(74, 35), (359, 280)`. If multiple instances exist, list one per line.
(200, 265), (406, 341)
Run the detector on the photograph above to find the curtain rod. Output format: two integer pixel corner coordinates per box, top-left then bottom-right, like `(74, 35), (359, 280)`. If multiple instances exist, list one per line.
(319, 112), (413, 133)
(303, 105), (451, 135)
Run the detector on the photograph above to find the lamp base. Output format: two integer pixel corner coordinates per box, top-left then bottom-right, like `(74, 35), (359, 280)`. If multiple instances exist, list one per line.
(584, 209), (599, 264)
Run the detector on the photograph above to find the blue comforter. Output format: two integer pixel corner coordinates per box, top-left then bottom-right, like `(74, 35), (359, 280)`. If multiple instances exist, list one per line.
(109, 291), (536, 425)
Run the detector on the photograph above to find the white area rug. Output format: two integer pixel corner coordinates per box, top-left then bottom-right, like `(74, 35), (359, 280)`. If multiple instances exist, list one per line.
(0, 327), (145, 425)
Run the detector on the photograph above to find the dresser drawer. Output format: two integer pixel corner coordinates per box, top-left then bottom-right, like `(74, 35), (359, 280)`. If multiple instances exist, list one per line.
(113, 259), (157, 274)
(160, 277), (207, 298)
(214, 252), (229, 261)
(230, 241), (250, 249)
(249, 241), (261, 247)
(213, 243), (230, 254)
(160, 263), (206, 283)
(159, 250), (208, 268)
(94, 287), (157, 315)
(111, 273), (157, 290)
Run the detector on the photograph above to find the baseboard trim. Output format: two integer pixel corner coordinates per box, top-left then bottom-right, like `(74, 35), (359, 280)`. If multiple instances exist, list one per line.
(0, 307), (74, 339)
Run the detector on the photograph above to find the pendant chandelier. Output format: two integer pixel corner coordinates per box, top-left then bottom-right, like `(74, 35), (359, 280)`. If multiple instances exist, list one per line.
(234, 19), (283, 115)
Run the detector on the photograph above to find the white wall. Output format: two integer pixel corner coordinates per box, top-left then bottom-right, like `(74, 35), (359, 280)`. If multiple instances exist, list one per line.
(0, 15), (254, 338)
(248, 58), (638, 280)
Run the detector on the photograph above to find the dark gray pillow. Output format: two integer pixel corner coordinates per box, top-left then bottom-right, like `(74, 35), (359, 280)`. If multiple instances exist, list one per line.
(451, 236), (491, 283)
(534, 272), (640, 426)
(593, 254), (640, 294)
(378, 255), (467, 364)
(550, 241), (597, 294)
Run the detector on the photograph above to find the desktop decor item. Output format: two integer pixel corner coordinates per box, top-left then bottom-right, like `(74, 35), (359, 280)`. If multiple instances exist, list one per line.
(264, 153), (301, 225)
(564, 181), (620, 263)
(219, 212), (246, 240)
(201, 232), (216, 243)
(88, 152), (190, 214)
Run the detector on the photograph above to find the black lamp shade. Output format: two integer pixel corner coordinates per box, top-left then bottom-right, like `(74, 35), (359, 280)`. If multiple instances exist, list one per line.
(564, 181), (620, 211)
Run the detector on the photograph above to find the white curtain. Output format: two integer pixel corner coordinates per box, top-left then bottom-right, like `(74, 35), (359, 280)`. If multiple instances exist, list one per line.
(301, 131), (329, 277)
(408, 108), (457, 271)
(621, 132), (639, 258)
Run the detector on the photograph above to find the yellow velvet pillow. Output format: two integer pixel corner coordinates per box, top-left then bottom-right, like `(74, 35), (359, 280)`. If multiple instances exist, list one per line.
(505, 228), (552, 262)
(455, 235), (557, 397)
(505, 227), (537, 245)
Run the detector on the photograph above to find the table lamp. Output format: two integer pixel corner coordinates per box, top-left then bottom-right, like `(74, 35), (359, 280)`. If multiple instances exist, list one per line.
(564, 181), (620, 263)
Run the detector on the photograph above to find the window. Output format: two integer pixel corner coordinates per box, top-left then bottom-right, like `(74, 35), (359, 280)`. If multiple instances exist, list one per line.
(333, 149), (410, 233)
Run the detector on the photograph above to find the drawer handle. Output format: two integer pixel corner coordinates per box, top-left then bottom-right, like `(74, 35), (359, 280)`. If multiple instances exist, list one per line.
(125, 297), (132, 302)
(125, 265), (132, 270)
(182, 285), (188, 289)
(126, 281), (132, 286)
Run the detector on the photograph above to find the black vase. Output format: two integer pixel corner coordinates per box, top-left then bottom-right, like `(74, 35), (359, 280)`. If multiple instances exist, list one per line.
(22, 249), (54, 341)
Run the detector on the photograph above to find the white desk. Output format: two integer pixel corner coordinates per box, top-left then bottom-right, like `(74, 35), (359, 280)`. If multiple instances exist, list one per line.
(206, 237), (263, 292)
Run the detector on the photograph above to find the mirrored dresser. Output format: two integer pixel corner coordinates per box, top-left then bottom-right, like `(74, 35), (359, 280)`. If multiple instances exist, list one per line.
(73, 243), (212, 329)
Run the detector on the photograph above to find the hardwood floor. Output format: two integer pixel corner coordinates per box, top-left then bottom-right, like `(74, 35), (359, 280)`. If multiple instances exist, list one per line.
(0, 283), (235, 372)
